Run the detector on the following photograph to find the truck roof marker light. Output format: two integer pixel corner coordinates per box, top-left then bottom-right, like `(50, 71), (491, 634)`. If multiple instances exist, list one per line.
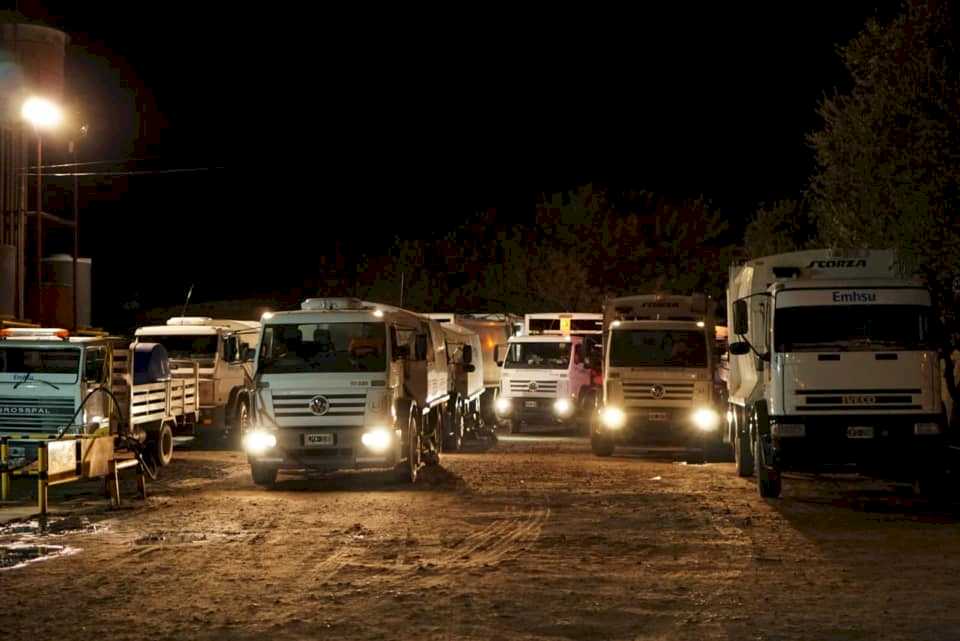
(697, 321), (705, 328)
(373, 309), (384, 318)
(1, 328), (69, 339)
(611, 320), (621, 327)
(261, 311), (274, 320)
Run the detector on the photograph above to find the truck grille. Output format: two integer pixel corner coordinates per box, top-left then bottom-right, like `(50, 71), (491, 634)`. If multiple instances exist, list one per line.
(795, 388), (921, 411)
(0, 396), (76, 434)
(272, 393), (366, 418)
(622, 382), (694, 401)
(509, 379), (558, 395)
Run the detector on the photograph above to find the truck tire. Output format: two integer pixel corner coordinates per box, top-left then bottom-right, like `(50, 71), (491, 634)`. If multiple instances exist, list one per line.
(753, 403), (781, 498)
(251, 464), (277, 487)
(578, 389), (597, 437)
(396, 407), (421, 484)
(734, 408), (754, 477)
(444, 403), (464, 452)
(231, 399), (250, 450)
(150, 422), (174, 467)
(591, 432), (615, 457)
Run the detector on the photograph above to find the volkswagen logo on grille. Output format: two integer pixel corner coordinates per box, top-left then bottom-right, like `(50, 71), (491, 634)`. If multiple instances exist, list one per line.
(528, 381), (539, 392)
(309, 395), (330, 416)
(650, 384), (666, 400)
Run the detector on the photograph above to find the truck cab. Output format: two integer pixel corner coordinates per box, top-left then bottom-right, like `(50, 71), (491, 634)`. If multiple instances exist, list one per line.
(134, 317), (260, 441)
(242, 298), (448, 487)
(591, 294), (723, 461)
(493, 333), (596, 433)
(0, 327), (198, 469)
(727, 249), (945, 498)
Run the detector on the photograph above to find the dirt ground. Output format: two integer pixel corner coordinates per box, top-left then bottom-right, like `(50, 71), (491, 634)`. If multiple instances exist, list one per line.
(3, 432), (960, 641)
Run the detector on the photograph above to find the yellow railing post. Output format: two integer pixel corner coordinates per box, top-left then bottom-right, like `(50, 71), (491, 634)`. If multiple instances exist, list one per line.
(1, 439), (9, 501)
(37, 444), (48, 516)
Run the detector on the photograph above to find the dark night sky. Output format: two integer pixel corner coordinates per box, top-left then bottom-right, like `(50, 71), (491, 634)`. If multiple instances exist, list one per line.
(12, 1), (901, 320)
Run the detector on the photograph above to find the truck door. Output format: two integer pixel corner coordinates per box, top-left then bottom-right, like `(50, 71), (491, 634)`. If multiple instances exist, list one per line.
(82, 346), (108, 434)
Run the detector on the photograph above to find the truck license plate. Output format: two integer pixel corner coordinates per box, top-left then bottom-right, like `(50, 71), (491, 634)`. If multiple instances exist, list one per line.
(649, 411), (668, 422)
(305, 433), (334, 447)
(847, 426), (874, 439)
(524, 400), (537, 408)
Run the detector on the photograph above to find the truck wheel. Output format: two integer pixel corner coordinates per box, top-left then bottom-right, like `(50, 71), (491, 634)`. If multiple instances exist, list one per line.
(591, 433), (615, 457)
(231, 400), (250, 450)
(150, 422), (174, 467)
(444, 405), (464, 452)
(251, 464), (277, 487)
(396, 409), (420, 484)
(734, 408), (754, 477)
(753, 406), (781, 498)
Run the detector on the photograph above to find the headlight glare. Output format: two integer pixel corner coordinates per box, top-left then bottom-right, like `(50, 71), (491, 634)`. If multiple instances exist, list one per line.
(243, 430), (277, 455)
(692, 408), (720, 431)
(495, 397), (512, 415)
(553, 398), (573, 416)
(600, 406), (626, 430)
(361, 427), (393, 453)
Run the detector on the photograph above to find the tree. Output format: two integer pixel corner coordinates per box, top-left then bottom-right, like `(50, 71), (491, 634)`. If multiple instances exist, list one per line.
(744, 199), (812, 258)
(808, 0), (960, 406)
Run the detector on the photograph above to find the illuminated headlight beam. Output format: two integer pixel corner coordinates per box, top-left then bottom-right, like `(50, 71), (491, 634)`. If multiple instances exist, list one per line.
(243, 430), (277, 455)
(692, 408), (720, 432)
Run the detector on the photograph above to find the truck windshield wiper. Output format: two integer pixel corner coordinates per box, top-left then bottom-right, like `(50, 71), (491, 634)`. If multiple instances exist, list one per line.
(13, 371), (60, 390)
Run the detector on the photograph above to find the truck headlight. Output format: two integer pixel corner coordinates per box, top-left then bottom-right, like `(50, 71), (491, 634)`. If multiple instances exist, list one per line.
(361, 427), (393, 453)
(600, 406), (626, 430)
(495, 397), (512, 415)
(692, 408), (720, 432)
(553, 398), (573, 417)
(243, 430), (277, 455)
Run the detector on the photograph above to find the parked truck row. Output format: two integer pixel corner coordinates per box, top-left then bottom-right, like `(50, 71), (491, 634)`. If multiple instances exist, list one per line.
(4, 247), (954, 501)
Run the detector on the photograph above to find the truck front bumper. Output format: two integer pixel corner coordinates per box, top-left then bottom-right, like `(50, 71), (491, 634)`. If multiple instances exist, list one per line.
(595, 405), (722, 447)
(769, 414), (947, 477)
(495, 396), (577, 425)
(245, 425), (401, 473)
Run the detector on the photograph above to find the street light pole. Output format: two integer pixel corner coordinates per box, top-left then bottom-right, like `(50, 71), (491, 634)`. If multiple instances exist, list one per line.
(20, 97), (63, 324)
(71, 124), (86, 331)
(34, 128), (41, 323)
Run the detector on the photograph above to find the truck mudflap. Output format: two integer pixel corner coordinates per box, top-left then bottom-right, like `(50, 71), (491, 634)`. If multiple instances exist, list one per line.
(769, 414), (948, 477)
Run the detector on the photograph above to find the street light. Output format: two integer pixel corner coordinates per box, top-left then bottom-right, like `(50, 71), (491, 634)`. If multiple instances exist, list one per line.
(21, 97), (63, 129)
(21, 97), (63, 323)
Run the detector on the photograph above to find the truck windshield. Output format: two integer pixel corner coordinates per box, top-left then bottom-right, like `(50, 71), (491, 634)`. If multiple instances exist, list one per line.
(504, 342), (571, 369)
(258, 322), (386, 373)
(609, 329), (708, 368)
(0, 347), (81, 377)
(139, 334), (218, 364)
(774, 305), (933, 352)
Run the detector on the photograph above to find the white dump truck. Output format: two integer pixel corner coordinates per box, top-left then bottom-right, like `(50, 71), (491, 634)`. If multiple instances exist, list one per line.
(493, 314), (601, 434)
(0, 327), (199, 511)
(425, 313), (519, 426)
(591, 294), (724, 461)
(726, 249), (947, 498)
(437, 322), (486, 451)
(134, 317), (260, 443)
(242, 298), (449, 486)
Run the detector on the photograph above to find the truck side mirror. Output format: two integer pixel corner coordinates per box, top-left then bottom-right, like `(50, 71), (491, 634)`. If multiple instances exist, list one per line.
(462, 344), (473, 365)
(732, 299), (749, 335)
(729, 341), (751, 356)
(414, 334), (428, 361)
(223, 336), (239, 362)
(494, 344), (508, 367)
